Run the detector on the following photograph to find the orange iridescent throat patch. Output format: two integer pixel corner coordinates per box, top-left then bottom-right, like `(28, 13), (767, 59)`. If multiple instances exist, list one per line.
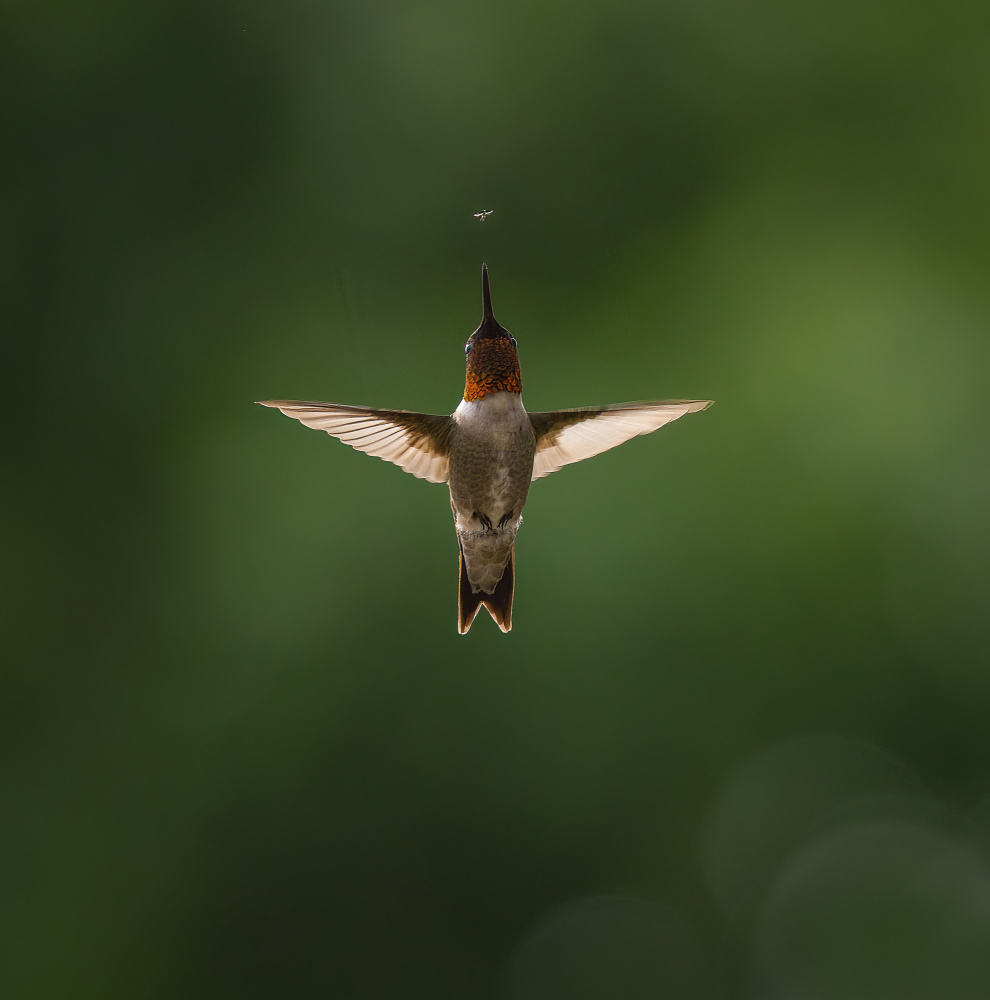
(463, 337), (522, 401)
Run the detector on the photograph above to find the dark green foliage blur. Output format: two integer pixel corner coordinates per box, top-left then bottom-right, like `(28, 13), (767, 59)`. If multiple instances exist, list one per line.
(4, 1), (990, 997)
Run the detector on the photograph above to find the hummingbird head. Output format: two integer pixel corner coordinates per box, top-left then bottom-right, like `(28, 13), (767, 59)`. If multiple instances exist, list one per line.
(463, 263), (522, 401)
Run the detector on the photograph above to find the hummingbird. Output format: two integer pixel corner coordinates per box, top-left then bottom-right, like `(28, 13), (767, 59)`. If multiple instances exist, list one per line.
(258, 264), (711, 634)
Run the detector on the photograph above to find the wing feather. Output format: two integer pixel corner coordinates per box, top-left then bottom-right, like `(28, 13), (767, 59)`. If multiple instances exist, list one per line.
(257, 400), (452, 483)
(528, 400), (711, 480)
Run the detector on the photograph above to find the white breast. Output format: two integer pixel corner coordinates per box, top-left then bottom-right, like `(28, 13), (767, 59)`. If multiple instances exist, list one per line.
(453, 391), (529, 440)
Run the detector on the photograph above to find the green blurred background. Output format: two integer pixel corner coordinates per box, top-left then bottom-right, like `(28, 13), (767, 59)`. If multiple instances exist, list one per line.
(5, 1), (990, 997)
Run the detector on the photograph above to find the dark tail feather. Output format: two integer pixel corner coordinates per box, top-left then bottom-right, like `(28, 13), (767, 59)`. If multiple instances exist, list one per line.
(484, 547), (514, 633)
(457, 545), (515, 635)
(458, 545), (486, 635)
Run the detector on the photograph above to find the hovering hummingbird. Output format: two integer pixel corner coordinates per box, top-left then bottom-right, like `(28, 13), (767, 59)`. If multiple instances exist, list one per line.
(258, 264), (711, 634)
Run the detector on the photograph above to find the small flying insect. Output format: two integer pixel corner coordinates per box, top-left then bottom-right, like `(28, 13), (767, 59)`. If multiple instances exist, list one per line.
(473, 209), (494, 221)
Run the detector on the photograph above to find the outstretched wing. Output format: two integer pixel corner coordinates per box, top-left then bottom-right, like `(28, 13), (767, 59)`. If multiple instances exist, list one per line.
(257, 400), (453, 483)
(528, 400), (712, 481)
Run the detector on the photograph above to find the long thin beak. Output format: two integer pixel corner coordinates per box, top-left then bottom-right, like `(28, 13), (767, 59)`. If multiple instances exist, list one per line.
(482, 262), (494, 322)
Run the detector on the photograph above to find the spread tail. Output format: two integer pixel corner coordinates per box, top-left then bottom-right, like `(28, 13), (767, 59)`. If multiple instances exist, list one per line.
(458, 545), (514, 634)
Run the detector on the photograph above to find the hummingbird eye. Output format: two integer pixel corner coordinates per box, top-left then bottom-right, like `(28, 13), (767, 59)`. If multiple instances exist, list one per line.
(465, 341), (473, 354)
(509, 337), (517, 348)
